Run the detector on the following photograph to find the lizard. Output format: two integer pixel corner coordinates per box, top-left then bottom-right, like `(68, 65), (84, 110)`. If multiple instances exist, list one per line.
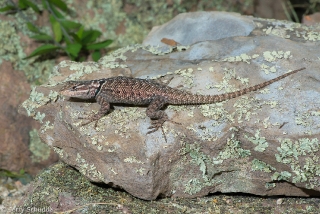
(60, 67), (305, 139)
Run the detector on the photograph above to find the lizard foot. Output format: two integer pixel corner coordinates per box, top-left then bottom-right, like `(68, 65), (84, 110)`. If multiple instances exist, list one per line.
(146, 117), (181, 142)
(78, 112), (101, 127)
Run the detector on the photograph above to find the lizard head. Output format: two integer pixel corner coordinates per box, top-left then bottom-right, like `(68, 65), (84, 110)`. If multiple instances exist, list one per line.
(60, 79), (105, 99)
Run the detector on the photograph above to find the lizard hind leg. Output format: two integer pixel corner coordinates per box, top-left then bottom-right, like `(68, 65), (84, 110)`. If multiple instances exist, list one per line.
(146, 97), (180, 141)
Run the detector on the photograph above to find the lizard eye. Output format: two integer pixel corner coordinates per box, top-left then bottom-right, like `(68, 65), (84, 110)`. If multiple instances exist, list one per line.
(72, 86), (78, 90)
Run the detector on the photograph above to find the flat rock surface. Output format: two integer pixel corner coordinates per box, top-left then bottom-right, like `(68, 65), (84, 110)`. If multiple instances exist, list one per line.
(20, 12), (320, 200)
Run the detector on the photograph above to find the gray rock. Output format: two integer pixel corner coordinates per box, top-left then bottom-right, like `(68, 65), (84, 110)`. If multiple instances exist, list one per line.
(143, 11), (255, 49)
(20, 12), (320, 200)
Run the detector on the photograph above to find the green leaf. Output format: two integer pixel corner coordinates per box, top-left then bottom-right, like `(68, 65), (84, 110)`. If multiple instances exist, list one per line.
(79, 56), (86, 62)
(60, 20), (81, 30)
(76, 26), (84, 39)
(30, 33), (53, 41)
(86, 39), (113, 50)
(47, 1), (64, 18)
(42, 0), (47, 10)
(92, 50), (101, 62)
(24, 0), (40, 13)
(0, 169), (23, 178)
(81, 30), (102, 44)
(65, 43), (82, 57)
(24, 44), (60, 59)
(49, 15), (62, 42)
(0, 5), (16, 12)
(26, 22), (40, 33)
(49, 0), (68, 12)
(18, 0), (29, 9)
(70, 33), (81, 43)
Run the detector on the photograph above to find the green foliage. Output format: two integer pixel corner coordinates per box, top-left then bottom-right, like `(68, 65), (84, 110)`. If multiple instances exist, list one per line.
(0, 0), (113, 61)
(0, 168), (33, 185)
(0, 168), (26, 178)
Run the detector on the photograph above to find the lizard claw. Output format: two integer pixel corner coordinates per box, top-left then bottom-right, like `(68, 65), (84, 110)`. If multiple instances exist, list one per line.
(78, 112), (100, 128)
(147, 119), (165, 134)
(146, 117), (181, 142)
(147, 121), (167, 143)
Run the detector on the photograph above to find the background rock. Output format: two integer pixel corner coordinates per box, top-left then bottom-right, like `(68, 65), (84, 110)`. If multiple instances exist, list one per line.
(0, 61), (58, 175)
(20, 12), (320, 200)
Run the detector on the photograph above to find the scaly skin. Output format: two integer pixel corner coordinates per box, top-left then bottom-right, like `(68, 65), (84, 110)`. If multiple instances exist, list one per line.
(60, 67), (305, 140)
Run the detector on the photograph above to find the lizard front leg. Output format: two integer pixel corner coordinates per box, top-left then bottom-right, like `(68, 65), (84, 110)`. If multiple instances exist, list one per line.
(80, 96), (110, 127)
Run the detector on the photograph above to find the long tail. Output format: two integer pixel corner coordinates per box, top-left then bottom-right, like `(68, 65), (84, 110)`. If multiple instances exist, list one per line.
(169, 67), (306, 104)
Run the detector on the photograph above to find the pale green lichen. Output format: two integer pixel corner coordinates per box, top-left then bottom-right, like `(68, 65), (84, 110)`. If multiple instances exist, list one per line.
(271, 171), (292, 181)
(22, 88), (59, 122)
(58, 61), (100, 82)
(211, 68), (237, 92)
(22, 87), (49, 116)
(295, 112), (312, 127)
(260, 64), (277, 74)
(222, 53), (259, 64)
(91, 135), (106, 145)
(179, 131), (252, 195)
(0, 21), (25, 61)
(244, 130), (268, 152)
(212, 132), (251, 164)
(180, 142), (208, 177)
(262, 117), (271, 129)
(174, 68), (195, 88)
(186, 125), (221, 142)
(99, 45), (139, 68)
(265, 182), (276, 189)
(53, 147), (64, 158)
(184, 178), (204, 195)
(34, 112), (45, 123)
(108, 147), (116, 153)
(124, 156), (144, 164)
(90, 135), (106, 151)
(258, 19), (320, 42)
(40, 121), (54, 133)
(263, 51), (292, 62)
(235, 76), (249, 85)
(29, 129), (51, 163)
(0, 15), (56, 83)
(301, 31), (320, 41)
(98, 107), (145, 138)
(274, 138), (320, 188)
(233, 96), (260, 123)
(263, 26), (290, 39)
(136, 167), (146, 176)
(168, 105), (195, 115)
(251, 159), (275, 172)
(265, 100), (278, 108)
(76, 153), (104, 181)
(199, 102), (229, 121)
(179, 142), (217, 195)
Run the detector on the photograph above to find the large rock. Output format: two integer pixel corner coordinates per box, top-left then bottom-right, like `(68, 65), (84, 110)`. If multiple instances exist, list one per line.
(0, 61), (58, 175)
(20, 12), (320, 200)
